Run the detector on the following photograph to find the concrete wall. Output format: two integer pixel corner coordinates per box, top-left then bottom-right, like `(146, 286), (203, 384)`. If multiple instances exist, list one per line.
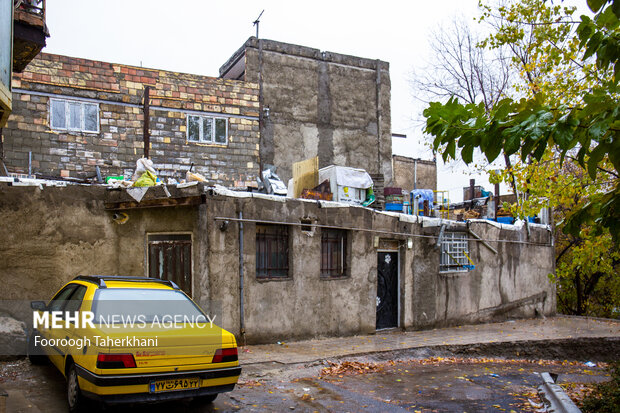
(3, 53), (260, 188)
(392, 155), (437, 193)
(203, 191), (555, 342)
(203, 194), (378, 342)
(0, 185), (556, 343)
(407, 220), (556, 329)
(0, 183), (202, 300)
(0, 184), (117, 300)
(220, 38), (392, 186)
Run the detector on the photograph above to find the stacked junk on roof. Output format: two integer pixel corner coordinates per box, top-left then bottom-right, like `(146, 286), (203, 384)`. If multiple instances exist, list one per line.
(1, 151), (548, 225)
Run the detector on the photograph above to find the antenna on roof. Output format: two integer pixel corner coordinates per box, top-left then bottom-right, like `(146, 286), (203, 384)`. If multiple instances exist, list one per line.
(253, 10), (264, 38)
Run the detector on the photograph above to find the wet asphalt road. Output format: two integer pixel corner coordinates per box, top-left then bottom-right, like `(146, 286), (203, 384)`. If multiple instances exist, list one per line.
(0, 357), (610, 412)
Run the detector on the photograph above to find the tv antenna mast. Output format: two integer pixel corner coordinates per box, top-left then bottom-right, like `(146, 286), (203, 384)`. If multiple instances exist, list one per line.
(253, 10), (264, 38)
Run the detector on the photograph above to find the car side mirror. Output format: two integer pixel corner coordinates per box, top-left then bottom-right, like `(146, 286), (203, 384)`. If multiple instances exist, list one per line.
(30, 301), (47, 311)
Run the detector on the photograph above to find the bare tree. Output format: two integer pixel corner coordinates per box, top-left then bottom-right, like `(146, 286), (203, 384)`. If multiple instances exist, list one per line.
(412, 18), (513, 112)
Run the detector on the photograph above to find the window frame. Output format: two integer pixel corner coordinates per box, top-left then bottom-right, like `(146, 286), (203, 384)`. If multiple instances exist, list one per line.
(49, 98), (99, 133)
(255, 224), (290, 280)
(186, 114), (228, 145)
(320, 229), (348, 279)
(46, 284), (87, 316)
(439, 232), (470, 273)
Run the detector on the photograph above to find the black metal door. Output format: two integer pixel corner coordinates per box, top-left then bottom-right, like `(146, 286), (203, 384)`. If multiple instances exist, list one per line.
(376, 251), (398, 329)
(148, 234), (192, 296)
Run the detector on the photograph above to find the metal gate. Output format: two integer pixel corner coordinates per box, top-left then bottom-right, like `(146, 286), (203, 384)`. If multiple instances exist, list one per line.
(376, 251), (398, 329)
(147, 234), (192, 296)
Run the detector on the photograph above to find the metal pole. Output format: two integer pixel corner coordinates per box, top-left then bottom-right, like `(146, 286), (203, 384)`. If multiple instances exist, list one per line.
(469, 178), (475, 210)
(494, 182), (500, 221)
(143, 86), (151, 159)
(253, 10), (264, 39)
(238, 210), (246, 346)
(375, 60), (382, 180)
(213, 216), (552, 247)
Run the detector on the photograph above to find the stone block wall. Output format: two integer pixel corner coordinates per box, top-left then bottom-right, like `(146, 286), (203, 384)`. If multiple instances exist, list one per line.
(2, 53), (260, 187)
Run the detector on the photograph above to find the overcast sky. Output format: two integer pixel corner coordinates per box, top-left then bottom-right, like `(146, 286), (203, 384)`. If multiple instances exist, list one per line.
(43, 0), (563, 202)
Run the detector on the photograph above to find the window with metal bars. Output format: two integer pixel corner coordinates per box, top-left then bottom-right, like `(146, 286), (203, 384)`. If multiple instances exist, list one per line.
(321, 229), (348, 278)
(147, 234), (192, 295)
(439, 232), (470, 273)
(256, 225), (289, 278)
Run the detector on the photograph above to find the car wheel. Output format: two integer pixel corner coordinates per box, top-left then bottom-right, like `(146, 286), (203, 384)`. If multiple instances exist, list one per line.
(67, 363), (87, 413)
(27, 331), (48, 365)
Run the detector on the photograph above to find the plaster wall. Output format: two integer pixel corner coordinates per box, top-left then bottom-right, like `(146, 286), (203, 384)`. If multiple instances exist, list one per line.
(0, 184), (201, 301)
(0, 184), (116, 300)
(204, 195), (377, 342)
(410, 221), (555, 329)
(202, 193), (555, 343)
(0, 186), (556, 344)
(225, 38), (392, 185)
(392, 155), (437, 192)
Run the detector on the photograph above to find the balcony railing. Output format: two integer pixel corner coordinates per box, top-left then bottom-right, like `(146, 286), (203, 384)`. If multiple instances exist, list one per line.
(14, 0), (45, 29)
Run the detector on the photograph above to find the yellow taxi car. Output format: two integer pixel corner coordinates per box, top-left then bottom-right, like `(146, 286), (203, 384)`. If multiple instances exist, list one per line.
(28, 275), (241, 412)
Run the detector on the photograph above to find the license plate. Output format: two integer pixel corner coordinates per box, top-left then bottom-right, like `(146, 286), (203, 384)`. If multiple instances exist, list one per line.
(149, 377), (200, 393)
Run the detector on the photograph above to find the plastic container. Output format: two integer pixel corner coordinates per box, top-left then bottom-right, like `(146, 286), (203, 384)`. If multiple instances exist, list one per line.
(496, 217), (514, 225)
(105, 176), (124, 184)
(318, 165), (373, 205)
(385, 203), (403, 212)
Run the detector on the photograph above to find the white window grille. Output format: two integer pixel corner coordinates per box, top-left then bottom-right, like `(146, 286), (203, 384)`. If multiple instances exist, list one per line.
(440, 232), (470, 273)
(50, 98), (99, 133)
(187, 114), (227, 144)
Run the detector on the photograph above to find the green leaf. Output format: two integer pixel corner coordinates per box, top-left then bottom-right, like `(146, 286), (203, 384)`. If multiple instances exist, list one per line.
(446, 140), (456, 161)
(587, 0), (607, 13)
(613, 0), (620, 18)
(486, 135), (503, 163)
(577, 146), (588, 168)
(461, 144), (475, 164)
(584, 32), (603, 60)
(578, 16), (594, 44)
(504, 131), (521, 155)
(587, 144), (607, 179)
(596, 5), (620, 29)
(532, 139), (548, 161)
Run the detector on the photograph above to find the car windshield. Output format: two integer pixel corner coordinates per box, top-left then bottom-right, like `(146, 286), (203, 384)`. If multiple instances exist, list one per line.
(91, 288), (206, 324)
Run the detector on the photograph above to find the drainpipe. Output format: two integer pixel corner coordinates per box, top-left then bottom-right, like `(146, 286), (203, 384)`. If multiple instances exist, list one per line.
(238, 210), (246, 346)
(414, 159), (418, 190)
(257, 39), (264, 174)
(375, 60), (382, 180)
(143, 86), (151, 159)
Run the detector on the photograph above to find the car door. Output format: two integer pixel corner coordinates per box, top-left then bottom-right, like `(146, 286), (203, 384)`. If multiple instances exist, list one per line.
(61, 285), (88, 362)
(41, 284), (78, 370)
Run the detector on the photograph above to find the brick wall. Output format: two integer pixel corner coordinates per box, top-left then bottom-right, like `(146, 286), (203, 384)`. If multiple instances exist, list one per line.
(2, 53), (260, 187)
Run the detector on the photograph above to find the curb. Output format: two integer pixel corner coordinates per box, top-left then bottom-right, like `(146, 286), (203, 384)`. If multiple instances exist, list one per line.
(538, 372), (581, 413)
(241, 336), (620, 370)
